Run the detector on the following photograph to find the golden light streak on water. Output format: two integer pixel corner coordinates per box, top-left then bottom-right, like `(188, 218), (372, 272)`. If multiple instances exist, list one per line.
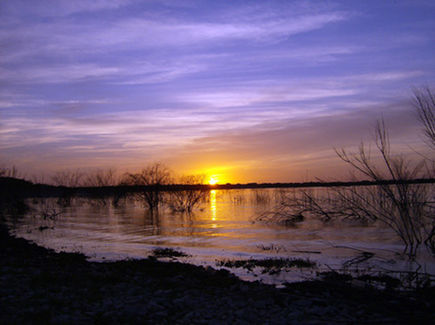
(210, 190), (217, 224)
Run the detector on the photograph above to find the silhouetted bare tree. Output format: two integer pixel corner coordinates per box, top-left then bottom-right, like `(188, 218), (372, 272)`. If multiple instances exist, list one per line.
(334, 120), (433, 256)
(124, 163), (171, 211)
(168, 175), (208, 213)
(263, 119), (434, 257)
(82, 169), (118, 187)
(414, 87), (435, 148)
(51, 170), (84, 187)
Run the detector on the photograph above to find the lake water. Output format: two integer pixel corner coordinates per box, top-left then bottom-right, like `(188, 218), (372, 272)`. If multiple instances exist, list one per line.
(7, 188), (435, 285)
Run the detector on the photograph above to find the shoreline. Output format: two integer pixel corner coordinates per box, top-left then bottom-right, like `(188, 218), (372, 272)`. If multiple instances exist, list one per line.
(1, 223), (433, 324)
(2, 176), (434, 200)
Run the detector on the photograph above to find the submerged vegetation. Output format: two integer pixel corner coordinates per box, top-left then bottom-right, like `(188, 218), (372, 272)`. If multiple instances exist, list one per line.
(318, 267), (434, 291)
(31, 199), (63, 231)
(218, 258), (316, 275)
(333, 120), (434, 256)
(122, 163), (172, 211)
(151, 247), (189, 258)
(258, 89), (435, 258)
(167, 175), (208, 213)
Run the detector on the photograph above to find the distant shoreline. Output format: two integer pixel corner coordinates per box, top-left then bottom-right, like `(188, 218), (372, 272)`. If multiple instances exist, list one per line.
(1, 176), (434, 198)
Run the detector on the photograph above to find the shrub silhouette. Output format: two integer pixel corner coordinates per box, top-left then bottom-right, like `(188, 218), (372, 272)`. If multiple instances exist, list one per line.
(123, 163), (171, 211)
(168, 175), (208, 213)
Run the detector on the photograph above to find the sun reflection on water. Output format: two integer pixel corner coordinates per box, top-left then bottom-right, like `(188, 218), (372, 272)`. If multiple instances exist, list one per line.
(210, 190), (217, 225)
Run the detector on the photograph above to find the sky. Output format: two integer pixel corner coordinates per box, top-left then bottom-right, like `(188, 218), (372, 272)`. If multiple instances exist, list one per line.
(1, 0), (434, 183)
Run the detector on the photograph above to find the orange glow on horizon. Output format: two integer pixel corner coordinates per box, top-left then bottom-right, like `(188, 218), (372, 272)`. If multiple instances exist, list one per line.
(194, 166), (233, 184)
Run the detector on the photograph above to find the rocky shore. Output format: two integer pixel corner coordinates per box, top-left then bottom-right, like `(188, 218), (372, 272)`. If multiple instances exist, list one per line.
(0, 224), (433, 324)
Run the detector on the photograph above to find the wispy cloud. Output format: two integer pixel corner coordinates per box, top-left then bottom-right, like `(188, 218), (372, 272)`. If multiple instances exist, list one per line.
(177, 69), (421, 109)
(0, 60), (206, 85)
(0, 7), (348, 64)
(0, 0), (133, 17)
(180, 86), (358, 108)
(0, 64), (120, 84)
(344, 71), (424, 82)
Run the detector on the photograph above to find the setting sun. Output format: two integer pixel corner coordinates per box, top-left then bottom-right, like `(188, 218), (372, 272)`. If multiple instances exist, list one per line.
(197, 167), (232, 184)
(208, 176), (218, 185)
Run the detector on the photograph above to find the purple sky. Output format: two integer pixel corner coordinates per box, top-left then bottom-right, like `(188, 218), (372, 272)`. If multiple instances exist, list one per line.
(1, 0), (434, 183)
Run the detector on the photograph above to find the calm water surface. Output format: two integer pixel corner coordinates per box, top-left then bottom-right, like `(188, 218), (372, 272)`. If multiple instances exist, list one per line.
(8, 188), (434, 285)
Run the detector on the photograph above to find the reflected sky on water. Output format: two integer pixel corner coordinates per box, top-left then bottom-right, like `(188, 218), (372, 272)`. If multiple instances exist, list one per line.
(8, 188), (434, 285)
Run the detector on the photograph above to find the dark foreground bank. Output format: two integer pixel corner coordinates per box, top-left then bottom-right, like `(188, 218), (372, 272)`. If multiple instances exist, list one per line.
(0, 225), (433, 324)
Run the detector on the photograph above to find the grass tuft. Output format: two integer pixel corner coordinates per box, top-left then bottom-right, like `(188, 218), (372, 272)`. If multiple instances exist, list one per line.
(152, 247), (189, 258)
(217, 258), (316, 274)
